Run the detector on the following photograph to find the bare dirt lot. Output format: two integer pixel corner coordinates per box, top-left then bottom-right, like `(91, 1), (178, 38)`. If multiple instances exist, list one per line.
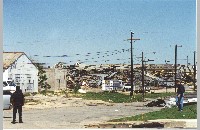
(4, 87), (195, 129)
(3, 95), (162, 129)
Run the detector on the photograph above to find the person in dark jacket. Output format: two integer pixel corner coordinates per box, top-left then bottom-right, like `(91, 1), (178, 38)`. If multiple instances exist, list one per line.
(10, 86), (25, 124)
(176, 80), (185, 111)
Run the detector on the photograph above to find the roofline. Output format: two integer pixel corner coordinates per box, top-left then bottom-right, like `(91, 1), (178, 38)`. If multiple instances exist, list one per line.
(3, 52), (24, 69)
(3, 51), (25, 53)
(3, 52), (38, 70)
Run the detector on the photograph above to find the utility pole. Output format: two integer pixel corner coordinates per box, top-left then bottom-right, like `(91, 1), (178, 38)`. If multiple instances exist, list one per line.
(174, 45), (177, 93)
(127, 32), (140, 96)
(174, 44), (182, 92)
(193, 51), (196, 91)
(130, 32), (134, 96)
(165, 60), (170, 93)
(142, 52), (144, 101)
(141, 52), (154, 101)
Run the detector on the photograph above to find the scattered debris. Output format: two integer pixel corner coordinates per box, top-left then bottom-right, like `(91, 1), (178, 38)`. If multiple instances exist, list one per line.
(86, 103), (97, 106)
(132, 122), (164, 128)
(165, 98), (176, 108)
(145, 98), (197, 108)
(165, 97), (197, 108)
(145, 99), (166, 107)
(187, 98), (197, 103)
(78, 89), (86, 93)
(86, 122), (164, 128)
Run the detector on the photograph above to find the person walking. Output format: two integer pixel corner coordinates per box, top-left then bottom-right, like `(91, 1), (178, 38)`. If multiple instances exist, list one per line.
(10, 86), (25, 124)
(176, 80), (185, 111)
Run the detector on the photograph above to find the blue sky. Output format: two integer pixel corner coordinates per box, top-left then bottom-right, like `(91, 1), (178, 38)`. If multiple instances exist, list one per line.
(3, 0), (196, 66)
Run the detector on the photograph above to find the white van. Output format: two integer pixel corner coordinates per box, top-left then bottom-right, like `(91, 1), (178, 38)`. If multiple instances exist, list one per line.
(3, 90), (13, 110)
(3, 80), (16, 93)
(122, 83), (133, 91)
(102, 80), (123, 91)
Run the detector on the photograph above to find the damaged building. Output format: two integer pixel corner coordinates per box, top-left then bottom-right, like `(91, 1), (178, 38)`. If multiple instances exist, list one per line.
(3, 52), (39, 93)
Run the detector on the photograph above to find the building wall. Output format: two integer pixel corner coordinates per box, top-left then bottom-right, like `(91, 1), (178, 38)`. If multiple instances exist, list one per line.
(45, 68), (70, 91)
(44, 68), (55, 90)
(3, 69), (9, 81)
(3, 54), (38, 93)
(44, 64), (197, 91)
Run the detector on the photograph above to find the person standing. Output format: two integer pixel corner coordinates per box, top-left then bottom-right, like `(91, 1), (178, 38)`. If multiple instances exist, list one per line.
(10, 86), (25, 124)
(176, 80), (185, 111)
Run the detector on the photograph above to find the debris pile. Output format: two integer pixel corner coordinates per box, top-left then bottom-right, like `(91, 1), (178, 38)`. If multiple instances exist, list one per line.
(165, 98), (176, 108)
(146, 97), (197, 108)
(78, 89), (87, 93)
(184, 98), (197, 106)
(145, 99), (166, 107)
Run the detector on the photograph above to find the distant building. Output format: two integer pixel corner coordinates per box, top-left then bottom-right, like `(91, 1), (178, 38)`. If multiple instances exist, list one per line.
(45, 68), (70, 90)
(3, 52), (38, 92)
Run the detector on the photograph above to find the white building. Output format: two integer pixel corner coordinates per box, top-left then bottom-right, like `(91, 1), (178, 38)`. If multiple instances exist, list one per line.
(3, 52), (38, 93)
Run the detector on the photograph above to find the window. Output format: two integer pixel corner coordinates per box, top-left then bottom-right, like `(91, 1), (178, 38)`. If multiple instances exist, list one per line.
(3, 82), (8, 87)
(3, 90), (12, 95)
(7, 81), (16, 86)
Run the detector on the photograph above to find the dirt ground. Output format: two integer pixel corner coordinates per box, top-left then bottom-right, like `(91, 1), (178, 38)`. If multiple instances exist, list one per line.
(3, 87), (194, 129)
(3, 93), (162, 129)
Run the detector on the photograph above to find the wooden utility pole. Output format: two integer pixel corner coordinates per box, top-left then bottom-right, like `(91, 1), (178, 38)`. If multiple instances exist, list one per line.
(141, 52), (154, 101)
(174, 44), (182, 92)
(193, 51), (196, 91)
(142, 52), (144, 101)
(127, 32), (140, 96)
(174, 45), (177, 93)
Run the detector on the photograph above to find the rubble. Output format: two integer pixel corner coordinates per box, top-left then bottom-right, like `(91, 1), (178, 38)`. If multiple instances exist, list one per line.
(147, 97), (198, 108)
(165, 98), (176, 108)
(187, 98), (197, 103)
(78, 89), (86, 93)
(145, 99), (166, 107)
(184, 98), (197, 106)
(86, 119), (197, 128)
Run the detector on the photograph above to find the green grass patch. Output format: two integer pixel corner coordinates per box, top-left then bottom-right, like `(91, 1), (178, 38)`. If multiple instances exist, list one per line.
(40, 90), (55, 95)
(24, 92), (31, 96)
(79, 92), (177, 103)
(24, 92), (38, 96)
(144, 92), (190, 99)
(110, 104), (197, 122)
(24, 99), (41, 104)
(144, 92), (176, 99)
(81, 91), (136, 103)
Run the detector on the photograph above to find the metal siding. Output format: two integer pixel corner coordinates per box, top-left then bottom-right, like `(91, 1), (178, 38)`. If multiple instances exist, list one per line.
(3, 52), (38, 93)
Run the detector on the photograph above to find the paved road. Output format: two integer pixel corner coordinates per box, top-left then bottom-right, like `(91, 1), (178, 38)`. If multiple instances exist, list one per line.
(3, 102), (162, 129)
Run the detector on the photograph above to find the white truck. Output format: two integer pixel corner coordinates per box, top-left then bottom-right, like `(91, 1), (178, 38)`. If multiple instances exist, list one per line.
(122, 82), (151, 93)
(102, 80), (123, 91)
(3, 90), (13, 110)
(3, 80), (16, 110)
(122, 83), (134, 91)
(3, 80), (16, 93)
